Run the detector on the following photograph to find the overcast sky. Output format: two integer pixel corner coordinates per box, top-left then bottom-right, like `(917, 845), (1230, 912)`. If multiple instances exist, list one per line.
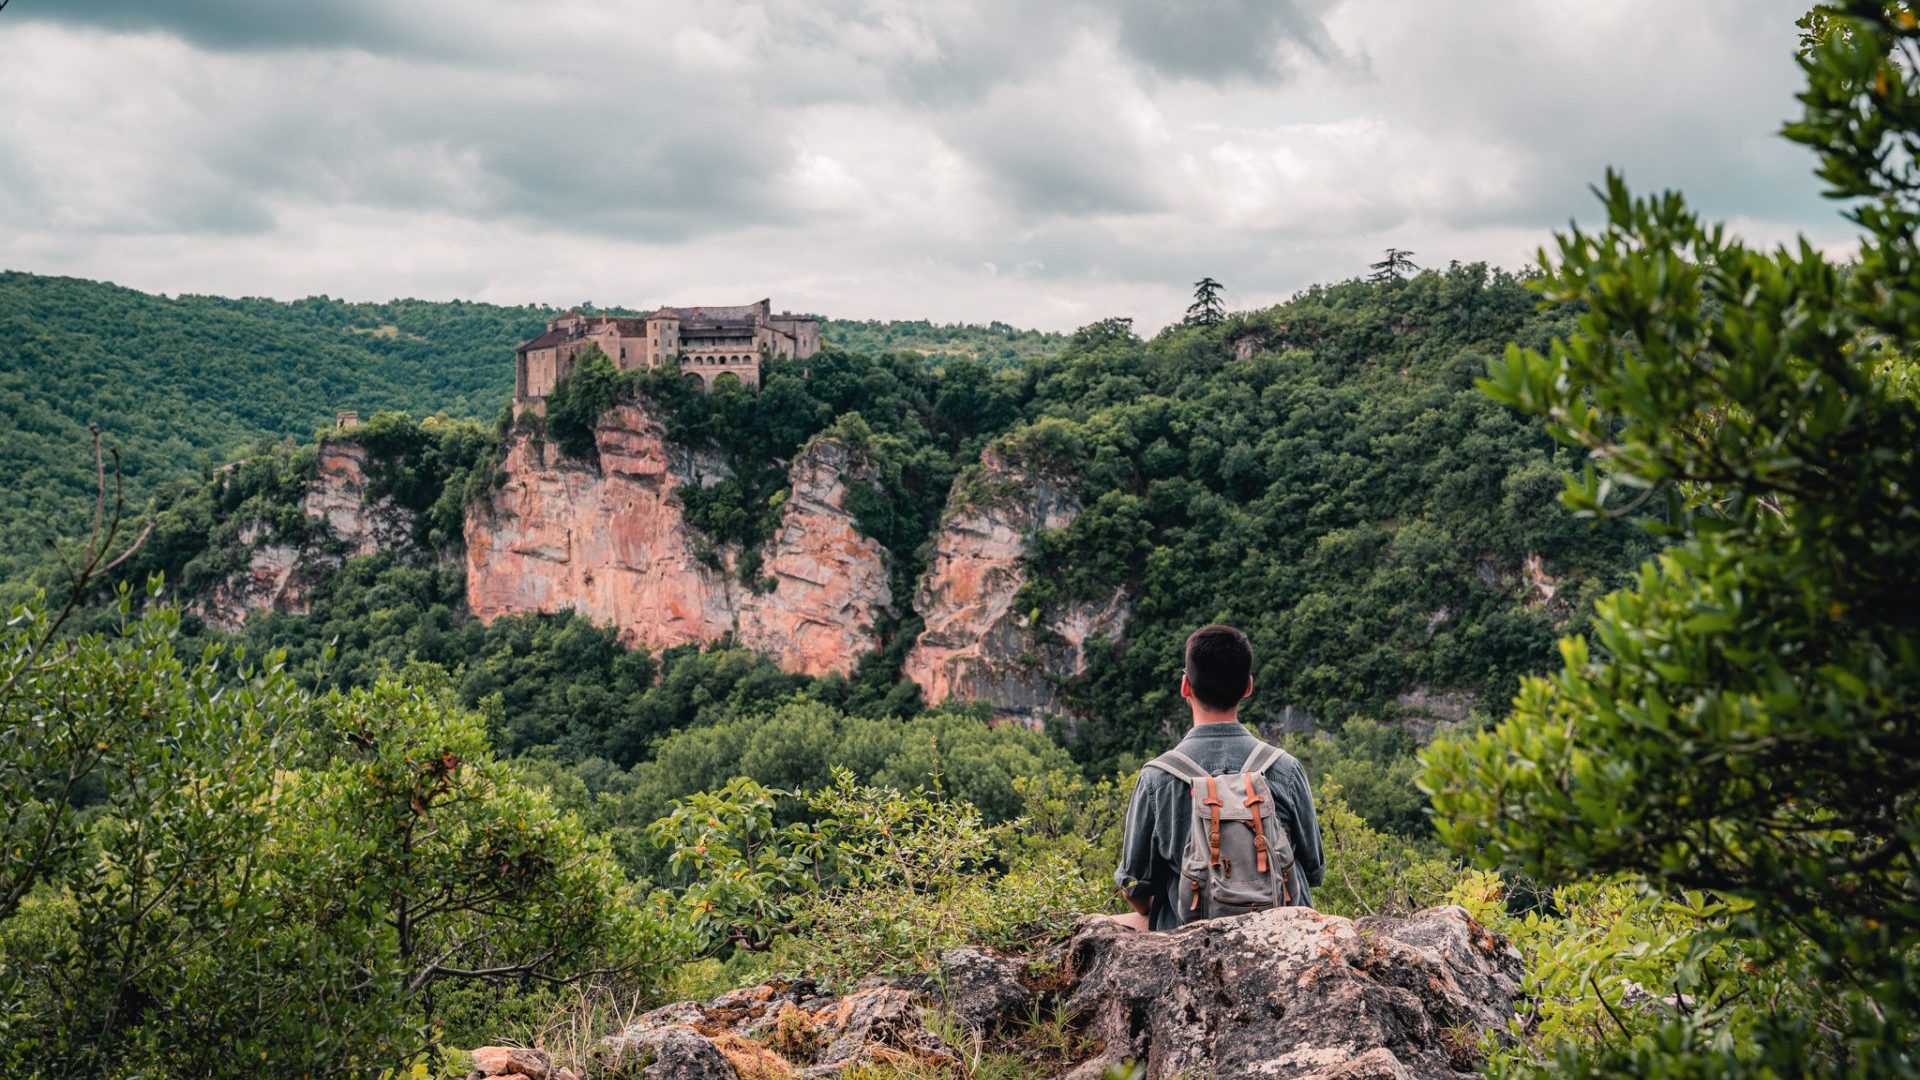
(0, 0), (1850, 331)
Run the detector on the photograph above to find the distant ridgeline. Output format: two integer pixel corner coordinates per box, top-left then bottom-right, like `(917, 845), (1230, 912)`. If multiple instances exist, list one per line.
(29, 265), (1654, 768)
(820, 317), (1066, 370)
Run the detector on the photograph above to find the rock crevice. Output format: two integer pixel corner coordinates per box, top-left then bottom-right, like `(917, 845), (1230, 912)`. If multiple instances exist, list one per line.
(904, 448), (1129, 728)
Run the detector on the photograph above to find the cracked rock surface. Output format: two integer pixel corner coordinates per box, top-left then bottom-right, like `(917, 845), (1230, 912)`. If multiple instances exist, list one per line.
(1060, 905), (1523, 1080)
(475, 905), (1521, 1080)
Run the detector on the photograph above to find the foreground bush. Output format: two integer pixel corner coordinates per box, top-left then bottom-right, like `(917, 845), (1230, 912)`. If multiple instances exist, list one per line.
(0, 587), (672, 1076)
(1422, 4), (1920, 1072)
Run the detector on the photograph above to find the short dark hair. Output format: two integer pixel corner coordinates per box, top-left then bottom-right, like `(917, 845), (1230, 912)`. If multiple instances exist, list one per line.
(1184, 624), (1253, 712)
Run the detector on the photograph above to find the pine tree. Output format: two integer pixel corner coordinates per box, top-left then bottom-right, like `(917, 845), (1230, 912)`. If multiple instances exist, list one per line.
(1368, 248), (1418, 282)
(1184, 277), (1225, 327)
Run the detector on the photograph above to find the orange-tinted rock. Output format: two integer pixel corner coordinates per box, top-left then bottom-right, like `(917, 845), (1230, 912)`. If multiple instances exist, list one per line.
(469, 1045), (551, 1078)
(192, 527), (305, 633)
(465, 404), (737, 652)
(465, 405), (892, 677)
(736, 440), (893, 676)
(300, 441), (414, 556)
(903, 448), (1129, 728)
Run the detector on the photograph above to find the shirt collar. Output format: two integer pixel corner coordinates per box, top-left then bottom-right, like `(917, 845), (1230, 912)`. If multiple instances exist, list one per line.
(1182, 722), (1251, 739)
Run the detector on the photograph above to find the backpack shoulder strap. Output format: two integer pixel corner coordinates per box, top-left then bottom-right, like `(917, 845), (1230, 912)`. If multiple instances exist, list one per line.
(1237, 741), (1285, 879)
(1239, 741), (1283, 777)
(1143, 749), (1209, 784)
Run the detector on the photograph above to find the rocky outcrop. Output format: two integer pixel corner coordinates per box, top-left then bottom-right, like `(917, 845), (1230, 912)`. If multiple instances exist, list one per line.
(736, 441), (893, 677)
(939, 946), (1034, 1034)
(1392, 687), (1479, 739)
(467, 1046), (577, 1080)
(465, 405), (891, 677)
(193, 525), (305, 633)
(1061, 905), (1523, 1080)
(192, 440), (417, 632)
(904, 448), (1129, 727)
(465, 404), (738, 652)
(591, 980), (957, 1079)
(300, 441), (415, 557)
(1473, 551), (1572, 622)
(473, 905), (1521, 1080)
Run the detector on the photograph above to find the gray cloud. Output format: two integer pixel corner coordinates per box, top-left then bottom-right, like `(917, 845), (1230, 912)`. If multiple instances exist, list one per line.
(1109, 0), (1339, 81)
(0, 0), (1846, 331)
(10, 0), (425, 53)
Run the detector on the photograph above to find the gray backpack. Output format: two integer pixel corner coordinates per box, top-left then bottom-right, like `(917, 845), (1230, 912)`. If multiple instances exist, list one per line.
(1144, 743), (1296, 920)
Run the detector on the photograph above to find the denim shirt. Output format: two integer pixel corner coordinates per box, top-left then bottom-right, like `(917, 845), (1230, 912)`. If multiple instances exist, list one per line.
(1114, 723), (1325, 930)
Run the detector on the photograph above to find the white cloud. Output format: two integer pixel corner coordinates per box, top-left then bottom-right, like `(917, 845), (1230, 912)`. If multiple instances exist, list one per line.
(0, 0), (1848, 331)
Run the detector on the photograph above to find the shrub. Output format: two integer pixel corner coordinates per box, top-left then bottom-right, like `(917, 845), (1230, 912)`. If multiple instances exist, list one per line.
(649, 776), (830, 955)
(1420, 5), (1920, 1070)
(0, 587), (673, 1075)
(546, 348), (632, 461)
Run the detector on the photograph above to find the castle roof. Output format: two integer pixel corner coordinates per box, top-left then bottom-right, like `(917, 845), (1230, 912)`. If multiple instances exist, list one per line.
(655, 302), (764, 323)
(517, 328), (571, 352)
(520, 301), (813, 352)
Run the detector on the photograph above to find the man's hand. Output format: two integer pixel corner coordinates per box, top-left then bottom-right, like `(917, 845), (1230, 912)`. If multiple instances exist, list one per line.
(1108, 889), (1151, 933)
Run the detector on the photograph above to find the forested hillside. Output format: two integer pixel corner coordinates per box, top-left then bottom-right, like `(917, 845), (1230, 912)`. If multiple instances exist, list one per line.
(819, 317), (1065, 369)
(1002, 273), (1658, 767)
(24, 264), (1648, 1066)
(0, 273), (539, 587)
(14, 220), (1912, 1071)
(6, 4), (1915, 1076)
(53, 261), (1655, 801)
(14, 236), (1872, 1080)
(0, 272), (1065, 588)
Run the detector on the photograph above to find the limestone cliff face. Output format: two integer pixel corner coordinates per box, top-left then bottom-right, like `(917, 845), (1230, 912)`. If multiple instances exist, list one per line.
(464, 404), (892, 677)
(465, 404), (738, 650)
(301, 442), (415, 556)
(904, 449), (1129, 728)
(193, 441), (415, 632)
(193, 525), (306, 633)
(735, 441), (893, 676)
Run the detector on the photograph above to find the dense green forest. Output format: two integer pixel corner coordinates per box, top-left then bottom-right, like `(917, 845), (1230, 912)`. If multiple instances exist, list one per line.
(818, 317), (1065, 369)
(1003, 276), (1657, 769)
(0, 273), (1064, 588)
(0, 273), (540, 587)
(84, 261), (1647, 783)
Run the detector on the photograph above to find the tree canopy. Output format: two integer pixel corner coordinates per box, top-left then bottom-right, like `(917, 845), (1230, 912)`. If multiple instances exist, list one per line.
(1421, 2), (1920, 1071)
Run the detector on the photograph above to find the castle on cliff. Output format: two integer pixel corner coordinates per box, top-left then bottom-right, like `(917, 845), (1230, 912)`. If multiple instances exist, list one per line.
(515, 299), (821, 399)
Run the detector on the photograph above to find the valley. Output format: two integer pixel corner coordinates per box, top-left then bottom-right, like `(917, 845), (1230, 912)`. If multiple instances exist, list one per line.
(6, 2), (1914, 1076)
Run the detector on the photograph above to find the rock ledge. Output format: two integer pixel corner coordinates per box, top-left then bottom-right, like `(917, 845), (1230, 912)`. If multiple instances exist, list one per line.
(473, 905), (1520, 1080)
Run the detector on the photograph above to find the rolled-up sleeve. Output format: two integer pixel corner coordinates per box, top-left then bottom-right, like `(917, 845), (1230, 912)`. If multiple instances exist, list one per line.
(1114, 773), (1164, 901)
(1272, 758), (1325, 888)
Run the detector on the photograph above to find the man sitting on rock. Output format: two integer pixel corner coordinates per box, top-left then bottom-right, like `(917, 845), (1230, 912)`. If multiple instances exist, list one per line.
(1110, 624), (1324, 931)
